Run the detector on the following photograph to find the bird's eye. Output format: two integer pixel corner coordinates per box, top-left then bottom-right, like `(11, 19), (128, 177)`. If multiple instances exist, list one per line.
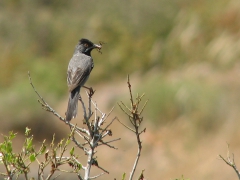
(84, 43), (89, 47)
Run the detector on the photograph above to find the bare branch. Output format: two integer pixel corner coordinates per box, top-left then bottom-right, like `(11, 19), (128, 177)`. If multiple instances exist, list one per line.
(98, 138), (121, 149)
(117, 75), (146, 180)
(91, 98), (105, 116)
(89, 172), (105, 179)
(27, 71), (120, 179)
(116, 118), (135, 133)
(94, 164), (109, 174)
(105, 106), (115, 120)
(101, 117), (118, 135)
(127, 75), (134, 107)
(219, 144), (240, 179)
(139, 100), (148, 116)
(118, 101), (131, 115)
(29, 71), (90, 137)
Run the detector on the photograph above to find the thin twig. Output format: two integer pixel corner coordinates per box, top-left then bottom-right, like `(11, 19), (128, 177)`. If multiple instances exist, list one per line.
(139, 128), (146, 135)
(28, 71), (89, 135)
(89, 172), (105, 179)
(79, 97), (93, 137)
(105, 106), (115, 120)
(98, 138), (121, 149)
(101, 117), (118, 135)
(219, 144), (240, 179)
(99, 142), (118, 149)
(116, 118), (135, 133)
(118, 75), (146, 180)
(91, 99), (104, 116)
(119, 101), (132, 114)
(139, 100), (148, 116)
(95, 164), (109, 174)
(127, 75), (134, 106)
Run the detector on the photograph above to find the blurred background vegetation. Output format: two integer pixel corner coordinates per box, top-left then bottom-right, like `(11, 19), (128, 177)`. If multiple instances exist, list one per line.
(1, 0), (240, 179)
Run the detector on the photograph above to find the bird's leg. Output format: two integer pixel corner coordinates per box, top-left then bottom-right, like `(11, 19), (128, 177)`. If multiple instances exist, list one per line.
(78, 95), (82, 101)
(83, 85), (95, 98)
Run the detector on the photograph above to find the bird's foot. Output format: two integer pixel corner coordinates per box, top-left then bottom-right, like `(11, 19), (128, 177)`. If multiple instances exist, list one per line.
(83, 86), (95, 98)
(88, 87), (95, 98)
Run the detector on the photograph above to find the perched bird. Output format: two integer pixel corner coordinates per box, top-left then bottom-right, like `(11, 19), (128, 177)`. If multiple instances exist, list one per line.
(66, 38), (101, 121)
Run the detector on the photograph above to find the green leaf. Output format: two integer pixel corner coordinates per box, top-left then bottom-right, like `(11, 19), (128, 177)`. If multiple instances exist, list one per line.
(122, 172), (126, 180)
(77, 162), (82, 170)
(6, 142), (12, 153)
(26, 137), (33, 151)
(29, 154), (36, 162)
(0, 143), (6, 152)
(65, 139), (70, 146)
(9, 131), (17, 140)
(25, 127), (31, 136)
(70, 147), (74, 156)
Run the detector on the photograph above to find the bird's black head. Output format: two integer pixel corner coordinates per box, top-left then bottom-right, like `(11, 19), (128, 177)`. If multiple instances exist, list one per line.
(74, 38), (101, 56)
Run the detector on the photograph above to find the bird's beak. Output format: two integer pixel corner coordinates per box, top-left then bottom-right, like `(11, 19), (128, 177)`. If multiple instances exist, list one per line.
(93, 44), (102, 51)
(85, 44), (102, 52)
(93, 44), (102, 53)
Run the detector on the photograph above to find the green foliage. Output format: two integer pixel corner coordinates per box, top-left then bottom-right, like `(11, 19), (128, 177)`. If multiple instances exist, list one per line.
(0, 130), (35, 178)
(122, 172), (126, 180)
(0, 133), (14, 176)
(0, 127), (81, 179)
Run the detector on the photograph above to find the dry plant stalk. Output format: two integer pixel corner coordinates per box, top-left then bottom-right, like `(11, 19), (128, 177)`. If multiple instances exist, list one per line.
(219, 144), (240, 179)
(117, 75), (147, 180)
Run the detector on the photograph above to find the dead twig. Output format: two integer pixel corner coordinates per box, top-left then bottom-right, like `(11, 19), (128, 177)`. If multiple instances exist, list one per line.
(28, 71), (119, 179)
(219, 144), (240, 179)
(28, 71), (89, 135)
(118, 75), (147, 180)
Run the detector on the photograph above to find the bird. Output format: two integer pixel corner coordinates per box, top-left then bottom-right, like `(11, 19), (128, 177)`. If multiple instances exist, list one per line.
(66, 38), (101, 121)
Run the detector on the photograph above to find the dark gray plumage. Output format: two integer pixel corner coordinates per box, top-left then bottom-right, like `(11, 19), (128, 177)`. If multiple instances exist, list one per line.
(66, 38), (101, 121)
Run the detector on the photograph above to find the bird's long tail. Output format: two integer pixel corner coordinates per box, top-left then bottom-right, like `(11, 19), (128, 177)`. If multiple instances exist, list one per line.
(66, 86), (80, 121)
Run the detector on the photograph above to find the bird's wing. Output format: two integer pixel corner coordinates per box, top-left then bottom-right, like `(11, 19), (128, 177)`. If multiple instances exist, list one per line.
(67, 54), (93, 92)
(67, 67), (91, 92)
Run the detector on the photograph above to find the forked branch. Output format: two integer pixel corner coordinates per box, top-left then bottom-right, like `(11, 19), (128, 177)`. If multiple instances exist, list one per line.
(219, 144), (240, 179)
(117, 75), (147, 180)
(28, 71), (119, 180)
